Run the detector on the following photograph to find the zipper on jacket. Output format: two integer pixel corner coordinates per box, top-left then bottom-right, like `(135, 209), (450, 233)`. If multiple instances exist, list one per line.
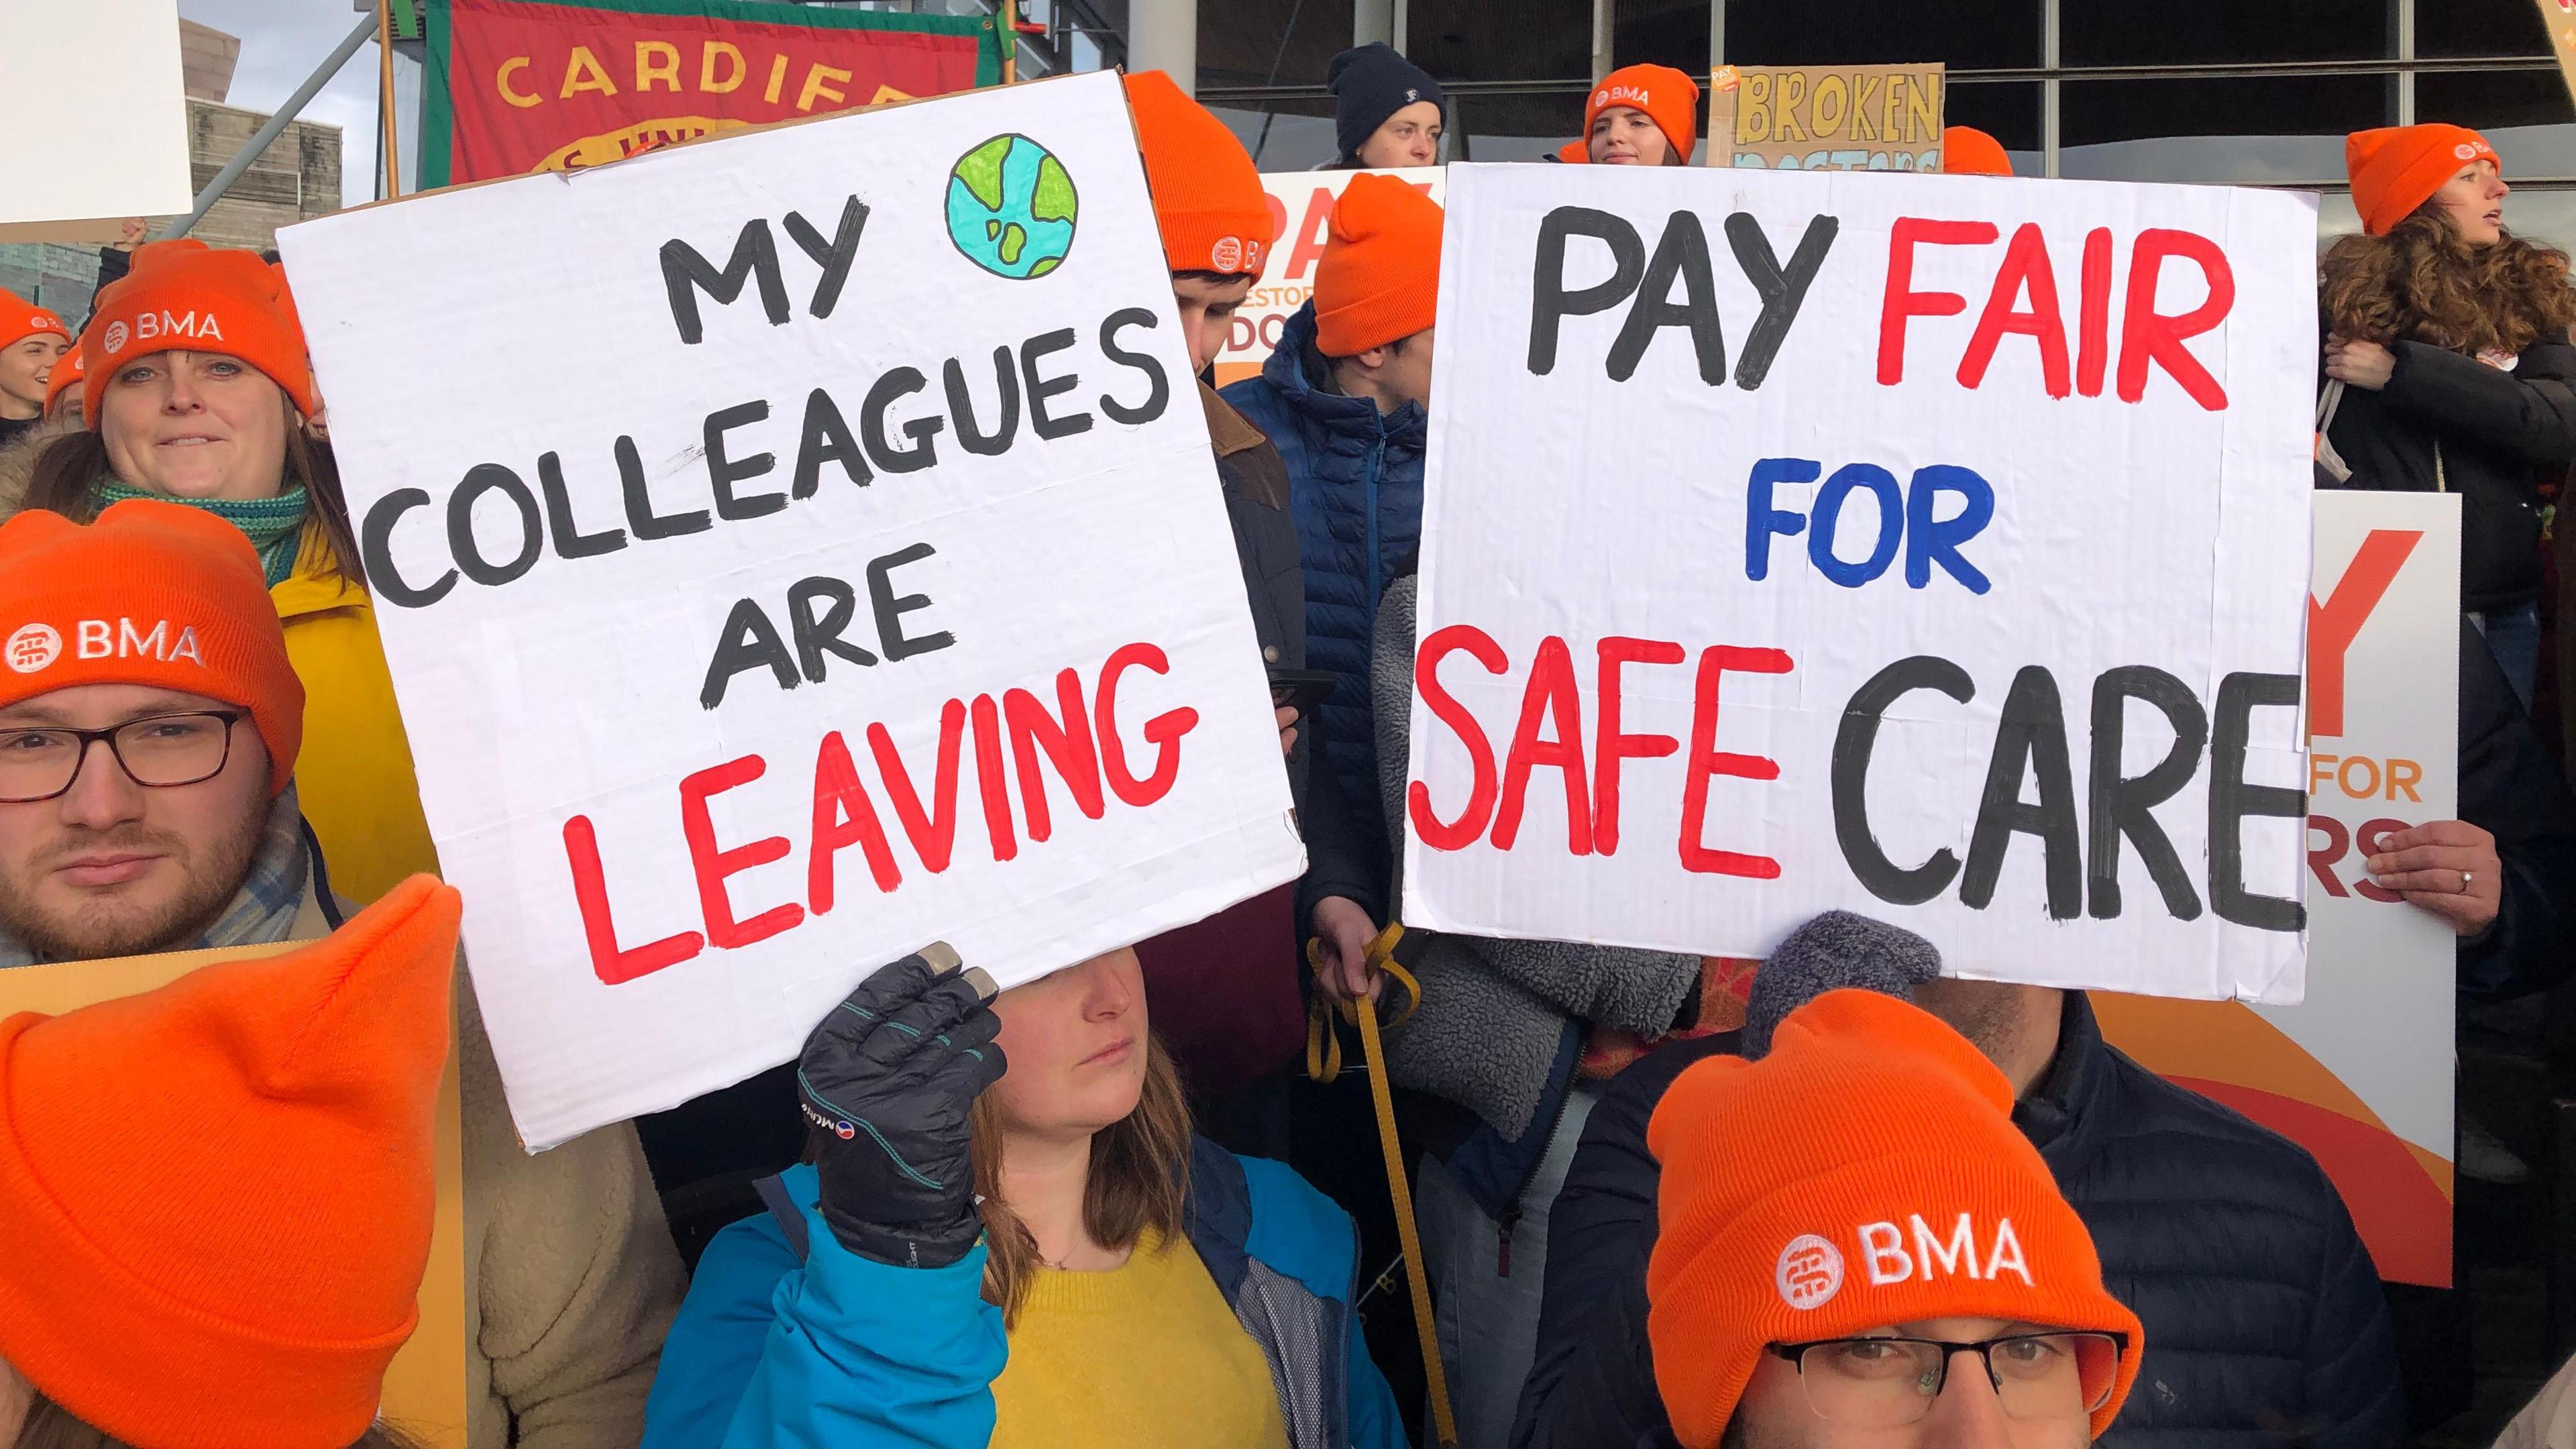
(1495, 1079), (1578, 1277)
(1363, 434), (1385, 607)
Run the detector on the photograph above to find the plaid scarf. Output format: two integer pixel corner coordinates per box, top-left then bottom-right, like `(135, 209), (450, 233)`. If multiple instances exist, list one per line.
(0, 784), (311, 970)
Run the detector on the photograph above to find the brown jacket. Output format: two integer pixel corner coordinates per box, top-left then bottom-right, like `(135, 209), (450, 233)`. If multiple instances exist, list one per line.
(285, 889), (685, 1449)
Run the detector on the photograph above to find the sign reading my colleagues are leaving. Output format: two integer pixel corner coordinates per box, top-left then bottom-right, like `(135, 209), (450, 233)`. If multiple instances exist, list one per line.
(419, 0), (1003, 186)
(278, 72), (1303, 1149)
(1708, 63), (1946, 171)
(1406, 162), (2316, 1001)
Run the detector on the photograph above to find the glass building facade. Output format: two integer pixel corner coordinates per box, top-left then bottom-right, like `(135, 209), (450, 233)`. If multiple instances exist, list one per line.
(1181, 0), (2576, 245)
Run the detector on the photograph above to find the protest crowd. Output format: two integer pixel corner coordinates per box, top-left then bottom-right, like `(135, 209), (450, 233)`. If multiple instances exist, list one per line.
(10, 11), (2576, 1449)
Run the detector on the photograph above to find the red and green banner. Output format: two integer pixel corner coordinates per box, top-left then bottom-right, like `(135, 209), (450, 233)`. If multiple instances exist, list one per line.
(420, 0), (1002, 187)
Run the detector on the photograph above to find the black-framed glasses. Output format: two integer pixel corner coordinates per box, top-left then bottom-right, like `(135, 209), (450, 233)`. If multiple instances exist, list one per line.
(0, 711), (245, 803)
(1769, 1332), (2127, 1428)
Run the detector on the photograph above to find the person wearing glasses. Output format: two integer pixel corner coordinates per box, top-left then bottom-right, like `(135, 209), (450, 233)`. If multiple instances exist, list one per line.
(0, 499), (686, 1449)
(1646, 987), (2143, 1449)
(1517, 912), (2402, 1449)
(7, 238), (434, 905)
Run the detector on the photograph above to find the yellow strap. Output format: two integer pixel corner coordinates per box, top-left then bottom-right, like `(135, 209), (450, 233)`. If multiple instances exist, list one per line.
(1300, 925), (1456, 1447)
(1302, 926), (1419, 1084)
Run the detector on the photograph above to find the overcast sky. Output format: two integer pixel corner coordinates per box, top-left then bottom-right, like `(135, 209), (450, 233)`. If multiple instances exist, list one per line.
(178, 0), (389, 207)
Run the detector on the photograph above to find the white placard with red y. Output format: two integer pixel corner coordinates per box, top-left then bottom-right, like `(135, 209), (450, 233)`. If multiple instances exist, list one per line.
(2292, 491), (2459, 1152)
(1406, 162), (2316, 1000)
(279, 73), (1303, 1148)
(1213, 167), (1445, 386)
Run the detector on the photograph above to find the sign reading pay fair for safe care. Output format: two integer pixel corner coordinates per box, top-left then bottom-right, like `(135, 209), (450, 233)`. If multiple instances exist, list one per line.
(1407, 162), (2316, 1001)
(279, 72), (1303, 1149)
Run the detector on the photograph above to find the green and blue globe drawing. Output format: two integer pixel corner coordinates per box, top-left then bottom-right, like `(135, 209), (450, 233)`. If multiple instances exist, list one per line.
(947, 133), (1077, 280)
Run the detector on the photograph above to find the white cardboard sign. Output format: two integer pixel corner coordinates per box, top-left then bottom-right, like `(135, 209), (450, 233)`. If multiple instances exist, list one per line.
(1213, 166), (1445, 386)
(279, 72), (1304, 1148)
(1405, 163), (2315, 1001)
(0, 0), (193, 229)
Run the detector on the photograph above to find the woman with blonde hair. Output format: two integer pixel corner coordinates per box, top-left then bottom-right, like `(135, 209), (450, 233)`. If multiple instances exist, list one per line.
(13, 239), (435, 902)
(2320, 123), (2576, 706)
(641, 944), (1405, 1448)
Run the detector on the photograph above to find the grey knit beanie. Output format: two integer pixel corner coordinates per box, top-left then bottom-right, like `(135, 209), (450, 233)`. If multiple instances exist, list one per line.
(1741, 911), (1944, 1058)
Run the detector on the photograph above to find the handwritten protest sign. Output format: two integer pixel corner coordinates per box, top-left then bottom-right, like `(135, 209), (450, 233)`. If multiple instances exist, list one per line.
(1708, 63), (1945, 171)
(2098, 492), (2461, 1285)
(279, 72), (1303, 1148)
(1213, 167), (1445, 387)
(1405, 163), (2315, 1000)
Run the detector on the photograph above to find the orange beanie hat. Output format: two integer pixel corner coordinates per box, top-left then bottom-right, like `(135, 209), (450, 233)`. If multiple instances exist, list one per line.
(0, 875), (459, 1449)
(0, 501), (304, 792)
(1315, 173), (1443, 358)
(1942, 125), (2015, 176)
(0, 288), (69, 353)
(42, 345), (83, 416)
(1647, 989), (2143, 1447)
(1557, 62), (1702, 164)
(1122, 70), (1274, 276)
(2347, 123), (2498, 236)
(80, 238), (316, 429)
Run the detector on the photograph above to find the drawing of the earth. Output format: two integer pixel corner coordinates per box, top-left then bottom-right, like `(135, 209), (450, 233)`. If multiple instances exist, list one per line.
(947, 134), (1077, 280)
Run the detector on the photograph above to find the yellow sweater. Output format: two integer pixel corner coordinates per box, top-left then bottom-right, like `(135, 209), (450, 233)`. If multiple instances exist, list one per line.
(989, 1229), (1290, 1449)
(272, 549), (440, 904)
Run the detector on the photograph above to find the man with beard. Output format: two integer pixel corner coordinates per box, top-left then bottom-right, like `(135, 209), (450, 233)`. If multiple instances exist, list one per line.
(0, 498), (685, 1449)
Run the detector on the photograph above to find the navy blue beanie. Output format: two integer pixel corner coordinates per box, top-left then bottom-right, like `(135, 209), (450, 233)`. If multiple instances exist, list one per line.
(1328, 44), (1444, 162)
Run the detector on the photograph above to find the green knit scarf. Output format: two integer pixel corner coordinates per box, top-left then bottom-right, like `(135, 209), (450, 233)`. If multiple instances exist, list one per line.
(96, 481), (308, 586)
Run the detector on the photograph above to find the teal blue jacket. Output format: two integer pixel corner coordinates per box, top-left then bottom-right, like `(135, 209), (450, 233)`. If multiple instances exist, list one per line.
(641, 1141), (1406, 1449)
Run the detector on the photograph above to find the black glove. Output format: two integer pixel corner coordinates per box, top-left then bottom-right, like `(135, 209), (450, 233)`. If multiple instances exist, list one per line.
(797, 943), (1006, 1268)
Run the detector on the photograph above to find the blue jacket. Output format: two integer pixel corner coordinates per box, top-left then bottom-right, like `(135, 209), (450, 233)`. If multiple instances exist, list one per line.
(1223, 301), (1426, 875)
(643, 1138), (1405, 1449)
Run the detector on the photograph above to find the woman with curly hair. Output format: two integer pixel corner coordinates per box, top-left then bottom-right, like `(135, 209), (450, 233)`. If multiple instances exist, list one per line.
(2320, 124), (2576, 706)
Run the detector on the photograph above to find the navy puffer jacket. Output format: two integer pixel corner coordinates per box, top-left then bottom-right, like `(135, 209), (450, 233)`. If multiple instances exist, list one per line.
(1223, 299), (1425, 875)
(1515, 993), (2405, 1449)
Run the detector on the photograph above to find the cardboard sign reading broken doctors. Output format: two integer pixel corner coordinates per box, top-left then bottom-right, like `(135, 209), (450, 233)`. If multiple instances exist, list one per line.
(278, 72), (1303, 1149)
(1406, 163), (2316, 1000)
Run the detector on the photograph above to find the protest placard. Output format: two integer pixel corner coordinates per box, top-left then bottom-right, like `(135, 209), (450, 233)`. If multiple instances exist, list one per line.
(0, 0), (192, 233)
(0, 942), (472, 1443)
(1213, 167), (1446, 386)
(278, 71), (1304, 1148)
(1404, 163), (2315, 1000)
(1708, 62), (1945, 171)
(2098, 491), (2461, 1286)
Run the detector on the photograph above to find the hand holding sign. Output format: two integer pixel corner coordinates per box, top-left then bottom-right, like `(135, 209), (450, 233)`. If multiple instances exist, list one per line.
(2365, 820), (2502, 934)
(798, 943), (1003, 1270)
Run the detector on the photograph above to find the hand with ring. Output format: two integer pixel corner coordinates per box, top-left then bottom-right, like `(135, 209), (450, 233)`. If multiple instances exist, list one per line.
(2366, 819), (2502, 936)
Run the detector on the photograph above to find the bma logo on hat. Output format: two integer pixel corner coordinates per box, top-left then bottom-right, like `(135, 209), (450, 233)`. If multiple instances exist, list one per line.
(1776, 1233), (1845, 1309)
(4, 624), (60, 675)
(800, 1100), (857, 1141)
(2457, 142), (2483, 160)
(1212, 235), (1265, 272)
(101, 321), (128, 356)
